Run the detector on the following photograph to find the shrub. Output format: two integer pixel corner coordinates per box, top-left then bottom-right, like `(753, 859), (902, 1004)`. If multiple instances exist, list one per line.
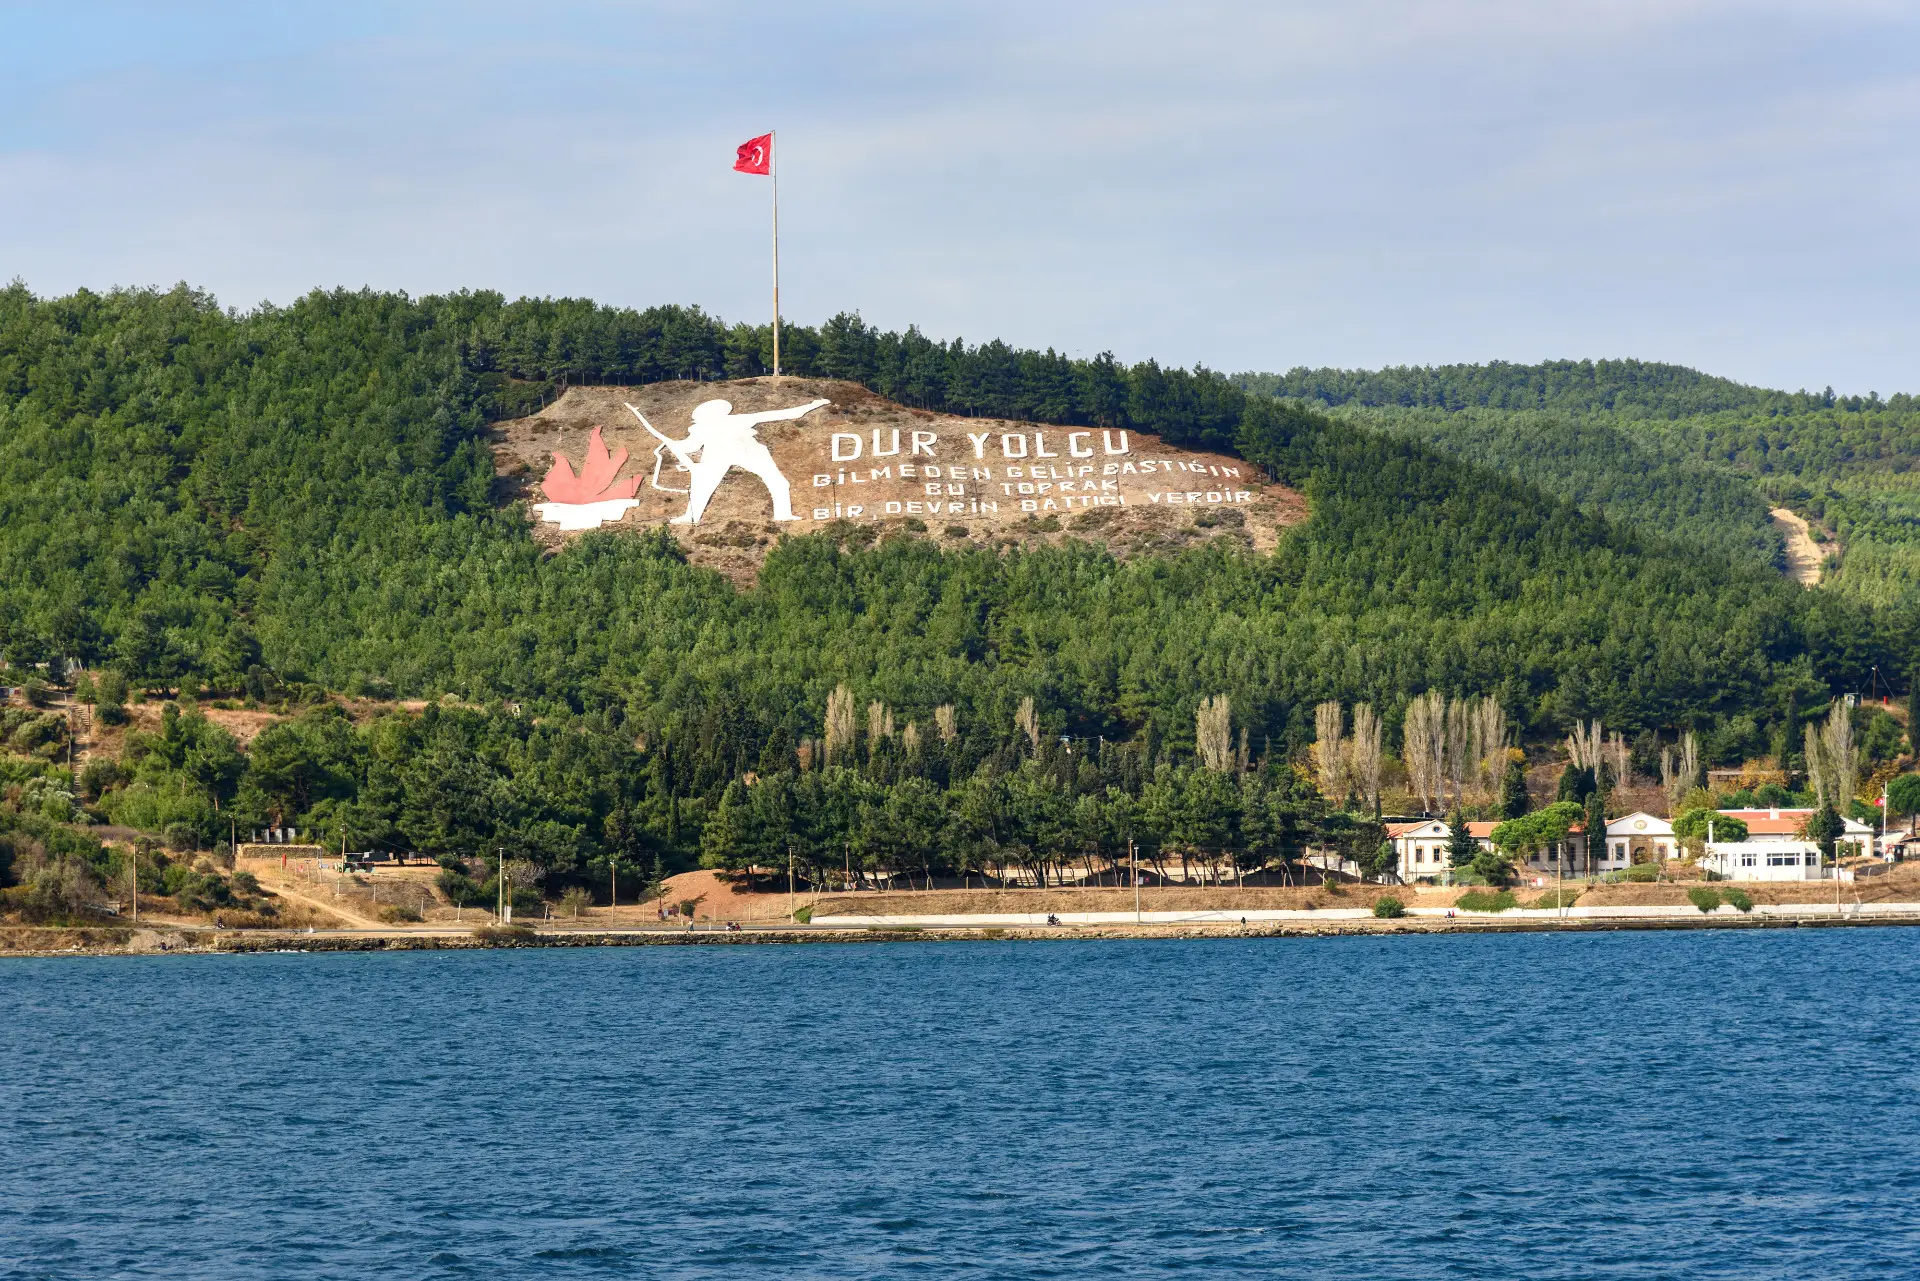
(378, 903), (423, 924)
(558, 886), (592, 918)
(163, 823), (197, 853)
(1722, 888), (1754, 914)
(95, 702), (129, 726)
(472, 923), (535, 943)
(1687, 887), (1723, 914)
(1456, 889), (1517, 913)
(943, 524), (969, 538)
(792, 904), (814, 924)
(1531, 888), (1581, 909)
(12, 855), (104, 924)
(436, 868), (487, 906)
(211, 908), (280, 928)
(95, 670), (128, 706)
(1624, 862), (1660, 882)
(77, 759), (124, 800)
(1372, 895), (1406, 919)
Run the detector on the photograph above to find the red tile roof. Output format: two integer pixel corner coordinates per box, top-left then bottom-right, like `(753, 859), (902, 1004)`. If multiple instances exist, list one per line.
(1715, 808), (1876, 837)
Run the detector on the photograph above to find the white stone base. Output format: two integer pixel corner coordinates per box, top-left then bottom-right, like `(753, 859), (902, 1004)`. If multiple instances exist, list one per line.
(534, 499), (640, 530)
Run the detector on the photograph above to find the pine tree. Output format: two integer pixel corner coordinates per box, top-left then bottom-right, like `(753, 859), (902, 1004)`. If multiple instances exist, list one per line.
(1501, 759), (1531, 819)
(1804, 803), (1845, 862)
(1556, 764), (1596, 804)
(1446, 809), (1478, 874)
(1583, 788), (1608, 870)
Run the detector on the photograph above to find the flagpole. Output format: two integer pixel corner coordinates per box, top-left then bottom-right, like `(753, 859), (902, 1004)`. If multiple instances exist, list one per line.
(771, 130), (781, 381)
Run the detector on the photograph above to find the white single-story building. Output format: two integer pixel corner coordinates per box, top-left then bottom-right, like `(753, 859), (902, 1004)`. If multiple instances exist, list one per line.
(1601, 812), (1675, 869)
(1699, 807), (1880, 881)
(1716, 807), (1879, 856)
(1702, 839), (1827, 882)
(1882, 832), (1919, 862)
(1386, 818), (1592, 883)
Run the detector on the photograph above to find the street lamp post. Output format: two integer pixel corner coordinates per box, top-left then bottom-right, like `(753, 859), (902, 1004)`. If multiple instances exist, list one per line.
(1131, 837), (1140, 924)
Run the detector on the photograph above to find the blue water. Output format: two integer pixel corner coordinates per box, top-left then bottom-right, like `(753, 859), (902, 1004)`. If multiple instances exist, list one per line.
(3, 931), (1918, 1279)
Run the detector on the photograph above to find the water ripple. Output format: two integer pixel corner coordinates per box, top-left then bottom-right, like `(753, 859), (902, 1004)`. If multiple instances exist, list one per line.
(3, 932), (1920, 1277)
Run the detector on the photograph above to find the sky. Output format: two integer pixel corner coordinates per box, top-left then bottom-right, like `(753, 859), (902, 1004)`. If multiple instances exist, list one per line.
(2, 0), (1918, 393)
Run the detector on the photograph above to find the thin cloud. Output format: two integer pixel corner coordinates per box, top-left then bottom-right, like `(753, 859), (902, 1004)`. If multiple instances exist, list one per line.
(0, 1), (1916, 390)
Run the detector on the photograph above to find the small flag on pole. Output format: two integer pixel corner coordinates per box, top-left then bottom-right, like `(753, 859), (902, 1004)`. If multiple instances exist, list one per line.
(734, 133), (772, 175)
(735, 131), (779, 376)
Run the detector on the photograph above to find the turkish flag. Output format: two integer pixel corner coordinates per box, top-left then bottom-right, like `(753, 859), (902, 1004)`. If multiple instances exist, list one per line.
(734, 133), (772, 175)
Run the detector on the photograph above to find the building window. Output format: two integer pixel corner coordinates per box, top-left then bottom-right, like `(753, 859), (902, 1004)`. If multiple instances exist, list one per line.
(1740, 854), (1756, 867)
(1768, 853), (1799, 867)
(1612, 842), (1626, 859)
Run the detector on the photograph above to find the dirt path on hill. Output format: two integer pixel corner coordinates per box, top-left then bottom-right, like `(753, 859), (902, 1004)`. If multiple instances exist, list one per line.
(1771, 508), (1826, 585)
(256, 878), (385, 928)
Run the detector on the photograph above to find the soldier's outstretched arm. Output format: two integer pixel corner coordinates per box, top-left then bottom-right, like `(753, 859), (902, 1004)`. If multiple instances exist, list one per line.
(626, 403), (700, 465)
(744, 398), (832, 424)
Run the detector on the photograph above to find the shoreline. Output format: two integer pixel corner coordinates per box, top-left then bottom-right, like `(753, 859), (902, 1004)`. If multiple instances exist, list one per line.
(8, 906), (1920, 958)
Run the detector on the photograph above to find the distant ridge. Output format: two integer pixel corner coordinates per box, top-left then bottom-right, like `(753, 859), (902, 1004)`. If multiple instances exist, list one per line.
(1235, 359), (1909, 420)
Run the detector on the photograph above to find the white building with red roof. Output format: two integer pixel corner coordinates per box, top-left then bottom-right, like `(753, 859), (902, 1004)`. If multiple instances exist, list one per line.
(1385, 817), (1592, 883)
(1701, 807), (1876, 881)
(1385, 819), (1453, 883)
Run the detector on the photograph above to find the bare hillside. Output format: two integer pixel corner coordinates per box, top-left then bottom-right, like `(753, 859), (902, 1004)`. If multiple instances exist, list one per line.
(493, 378), (1307, 582)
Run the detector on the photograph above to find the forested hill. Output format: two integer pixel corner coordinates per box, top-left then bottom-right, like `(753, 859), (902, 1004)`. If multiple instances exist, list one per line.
(1237, 358), (1910, 420)
(0, 282), (1905, 750)
(1244, 357), (1920, 612)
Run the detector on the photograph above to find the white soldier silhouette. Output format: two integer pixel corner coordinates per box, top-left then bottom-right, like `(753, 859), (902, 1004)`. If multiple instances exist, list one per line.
(626, 397), (829, 524)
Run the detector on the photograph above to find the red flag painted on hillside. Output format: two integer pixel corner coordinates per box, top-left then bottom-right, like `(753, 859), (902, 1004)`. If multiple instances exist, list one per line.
(734, 133), (772, 175)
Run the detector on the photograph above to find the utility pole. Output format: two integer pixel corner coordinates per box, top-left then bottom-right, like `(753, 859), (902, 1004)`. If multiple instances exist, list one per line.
(1131, 837), (1140, 924)
(788, 846), (796, 923)
(497, 847), (505, 924)
(130, 847), (137, 923)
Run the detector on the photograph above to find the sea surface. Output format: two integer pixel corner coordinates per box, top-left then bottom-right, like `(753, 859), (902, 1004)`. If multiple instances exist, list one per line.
(3, 929), (1918, 1278)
